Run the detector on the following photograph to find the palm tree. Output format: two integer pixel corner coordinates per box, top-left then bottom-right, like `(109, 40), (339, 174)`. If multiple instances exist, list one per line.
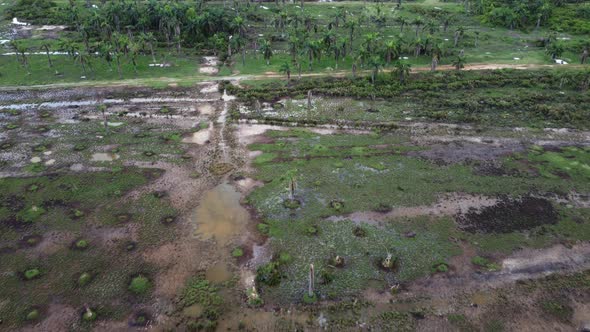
(412, 17), (424, 37)
(13, 41), (30, 74)
(280, 62), (291, 84)
(259, 39), (273, 65)
(232, 35), (247, 66)
(452, 55), (466, 70)
(582, 48), (589, 65)
(362, 32), (380, 53)
(129, 42), (140, 76)
(423, 20), (439, 35)
(304, 39), (321, 71)
(58, 38), (78, 63)
(344, 19), (357, 52)
(393, 60), (411, 84)
(368, 56), (383, 85)
(73, 48), (92, 77)
(288, 35), (300, 61)
(395, 15), (409, 33)
(98, 41), (114, 70)
(138, 32), (157, 63)
(384, 40), (400, 65)
(546, 42), (564, 60)
(454, 26), (465, 48)
(40, 42), (54, 69)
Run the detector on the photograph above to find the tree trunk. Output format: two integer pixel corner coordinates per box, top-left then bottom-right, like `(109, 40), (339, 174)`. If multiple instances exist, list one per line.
(149, 42), (156, 63)
(116, 56), (122, 79)
(308, 264), (314, 297)
(242, 48), (246, 66)
(45, 49), (53, 68)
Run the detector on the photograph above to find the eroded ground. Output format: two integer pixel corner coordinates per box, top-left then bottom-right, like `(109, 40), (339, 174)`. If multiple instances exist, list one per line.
(0, 81), (589, 331)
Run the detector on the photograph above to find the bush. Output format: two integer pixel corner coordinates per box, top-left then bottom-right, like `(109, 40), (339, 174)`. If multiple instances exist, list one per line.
(231, 247), (244, 258)
(256, 223), (270, 235)
(24, 268), (41, 280)
(255, 262), (281, 286)
(78, 272), (92, 286)
(82, 308), (97, 322)
(75, 239), (89, 249)
(129, 275), (152, 295)
(26, 309), (40, 321)
(302, 293), (318, 304)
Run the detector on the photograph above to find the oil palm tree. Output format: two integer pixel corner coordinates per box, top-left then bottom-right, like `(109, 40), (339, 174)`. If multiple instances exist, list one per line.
(452, 55), (466, 70)
(40, 42), (54, 69)
(259, 39), (273, 65)
(384, 40), (400, 65)
(367, 56), (382, 85)
(393, 60), (411, 84)
(280, 62), (291, 84)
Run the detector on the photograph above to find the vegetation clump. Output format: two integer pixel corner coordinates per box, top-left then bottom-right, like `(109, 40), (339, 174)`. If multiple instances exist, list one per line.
(23, 268), (41, 280)
(82, 307), (97, 322)
(231, 247), (244, 258)
(129, 275), (152, 295)
(26, 308), (40, 321)
(74, 239), (89, 250)
(78, 272), (93, 287)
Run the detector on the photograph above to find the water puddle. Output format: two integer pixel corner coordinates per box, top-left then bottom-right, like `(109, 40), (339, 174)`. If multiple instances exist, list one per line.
(205, 262), (232, 284)
(91, 153), (120, 162)
(192, 182), (250, 247)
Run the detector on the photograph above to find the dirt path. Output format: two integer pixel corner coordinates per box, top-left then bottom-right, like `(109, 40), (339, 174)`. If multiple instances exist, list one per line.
(0, 62), (578, 92)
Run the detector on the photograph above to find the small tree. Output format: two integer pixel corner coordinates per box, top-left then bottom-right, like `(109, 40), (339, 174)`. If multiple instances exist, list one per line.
(41, 42), (54, 69)
(98, 104), (108, 135)
(393, 60), (411, 84)
(279, 62), (291, 84)
(546, 42), (564, 60)
(259, 39), (273, 65)
(452, 55), (466, 70)
(581, 48), (588, 64)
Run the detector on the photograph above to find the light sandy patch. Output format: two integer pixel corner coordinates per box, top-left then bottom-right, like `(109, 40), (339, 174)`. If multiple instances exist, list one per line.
(197, 103), (215, 115)
(327, 194), (498, 223)
(199, 67), (218, 75)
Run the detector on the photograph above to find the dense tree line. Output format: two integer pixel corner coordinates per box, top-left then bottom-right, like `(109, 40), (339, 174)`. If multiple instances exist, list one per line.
(3, 0), (589, 82)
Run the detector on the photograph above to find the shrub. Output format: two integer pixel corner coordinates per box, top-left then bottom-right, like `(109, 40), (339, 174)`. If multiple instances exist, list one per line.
(231, 247), (244, 258)
(26, 309), (40, 321)
(75, 239), (89, 249)
(78, 272), (92, 286)
(302, 293), (318, 304)
(24, 268), (41, 280)
(353, 226), (367, 237)
(82, 308), (97, 322)
(256, 223), (270, 235)
(129, 275), (152, 295)
(255, 262), (281, 286)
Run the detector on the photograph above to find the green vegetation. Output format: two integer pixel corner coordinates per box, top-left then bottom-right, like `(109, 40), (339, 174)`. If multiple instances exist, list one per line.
(179, 276), (223, 330)
(231, 247), (244, 258)
(246, 129), (590, 304)
(229, 69), (590, 129)
(128, 275), (152, 295)
(24, 268), (41, 280)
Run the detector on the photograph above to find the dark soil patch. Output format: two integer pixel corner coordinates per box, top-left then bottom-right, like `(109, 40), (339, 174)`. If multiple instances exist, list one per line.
(3, 195), (25, 212)
(456, 196), (558, 233)
(19, 234), (43, 248)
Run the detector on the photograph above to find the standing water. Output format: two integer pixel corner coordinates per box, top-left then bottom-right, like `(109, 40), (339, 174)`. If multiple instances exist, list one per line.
(192, 182), (249, 247)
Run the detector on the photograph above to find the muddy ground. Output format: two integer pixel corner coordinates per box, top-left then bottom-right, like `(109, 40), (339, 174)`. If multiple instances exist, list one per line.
(1, 82), (589, 331)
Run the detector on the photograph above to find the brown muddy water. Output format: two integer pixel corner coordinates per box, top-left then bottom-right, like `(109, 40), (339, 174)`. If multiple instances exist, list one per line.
(205, 262), (232, 284)
(192, 182), (250, 247)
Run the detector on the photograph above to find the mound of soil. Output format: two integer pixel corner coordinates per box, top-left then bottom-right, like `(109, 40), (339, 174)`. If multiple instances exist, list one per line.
(457, 196), (557, 233)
